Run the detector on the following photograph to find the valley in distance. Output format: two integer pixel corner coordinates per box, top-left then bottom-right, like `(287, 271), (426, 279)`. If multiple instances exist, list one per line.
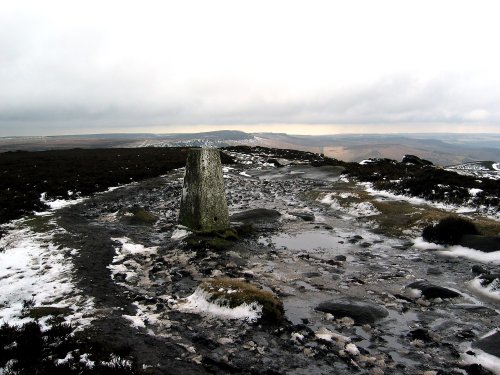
(2, 130), (500, 167)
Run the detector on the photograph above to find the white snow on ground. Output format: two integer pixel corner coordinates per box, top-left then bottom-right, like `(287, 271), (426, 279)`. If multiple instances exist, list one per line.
(493, 163), (500, 171)
(176, 287), (262, 322)
(468, 277), (500, 302)
(318, 193), (380, 217)
(0, 218), (94, 329)
(108, 237), (157, 282)
(462, 330), (500, 375)
(40, 192), (85, 211)
(469, 188), (483, 196)
(171, 227), (190, 240)
(413, 237), (500, 264)
(362, 183), (457, 209)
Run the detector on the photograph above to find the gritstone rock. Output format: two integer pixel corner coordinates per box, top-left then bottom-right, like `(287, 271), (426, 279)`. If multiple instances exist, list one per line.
(315, 297), (389, 324)
(179, 148), (229, 231)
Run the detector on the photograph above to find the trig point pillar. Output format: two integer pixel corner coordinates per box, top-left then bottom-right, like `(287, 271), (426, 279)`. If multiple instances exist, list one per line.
(179, 148), (229, 231)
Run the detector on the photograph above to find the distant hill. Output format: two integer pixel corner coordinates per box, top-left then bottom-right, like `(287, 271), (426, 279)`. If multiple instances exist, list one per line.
(1, 130), (499, 166)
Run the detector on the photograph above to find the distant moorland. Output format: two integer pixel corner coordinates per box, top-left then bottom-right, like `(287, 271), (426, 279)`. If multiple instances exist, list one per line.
(1, 131), (499, 166)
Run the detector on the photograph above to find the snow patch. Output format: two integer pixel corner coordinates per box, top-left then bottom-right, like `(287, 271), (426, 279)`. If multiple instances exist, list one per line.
(439, 246), (500, 265)
(0, 219), (94, 328)
(171, 227), (190, 240)
(414, 237), (500, 264)
(319, 193), (380, 217)
(462, 330), (500, 375)
(108, 237), (157, 282)
(123, 314), (146, 329)
(40, 192), (85, 211)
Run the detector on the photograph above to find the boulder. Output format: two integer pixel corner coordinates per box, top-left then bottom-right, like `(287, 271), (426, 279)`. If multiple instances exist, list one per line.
(472, 330), (500, 358)
(406, 280), (461, 299)
(315, 297), (388, 324)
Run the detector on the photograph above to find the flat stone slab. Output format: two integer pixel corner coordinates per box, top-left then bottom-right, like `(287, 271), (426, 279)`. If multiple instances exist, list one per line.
(315, 297), (388, 324)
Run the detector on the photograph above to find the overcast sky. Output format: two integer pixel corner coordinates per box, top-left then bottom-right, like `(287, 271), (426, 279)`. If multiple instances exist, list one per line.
(1, 0), (500, 136)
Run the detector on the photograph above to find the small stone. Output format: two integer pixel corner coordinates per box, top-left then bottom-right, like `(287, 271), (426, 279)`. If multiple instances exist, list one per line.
(291, 332), (305, 344)
(416, 298), (431, 307)
(303, 347), (314, 357)
(471, 265), (489, 275)
(324, 313), (335, 321)
(369, 368), (384, 375)
(217, 337), (234, 345)
(345, 343), (360, 356)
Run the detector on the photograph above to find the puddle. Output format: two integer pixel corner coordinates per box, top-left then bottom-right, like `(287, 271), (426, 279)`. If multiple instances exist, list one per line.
(283, 293), (332, 326)
(259, 231), (346, 253)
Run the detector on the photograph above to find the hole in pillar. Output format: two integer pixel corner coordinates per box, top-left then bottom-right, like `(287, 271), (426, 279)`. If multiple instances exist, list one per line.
(214, 216), (218, 222)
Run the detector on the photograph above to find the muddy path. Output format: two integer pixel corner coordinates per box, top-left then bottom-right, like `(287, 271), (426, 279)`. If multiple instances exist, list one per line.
(55, 179), (205, 375)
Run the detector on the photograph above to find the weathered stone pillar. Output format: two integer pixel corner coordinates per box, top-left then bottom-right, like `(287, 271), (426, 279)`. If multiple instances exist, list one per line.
(179, 148), (229, 231)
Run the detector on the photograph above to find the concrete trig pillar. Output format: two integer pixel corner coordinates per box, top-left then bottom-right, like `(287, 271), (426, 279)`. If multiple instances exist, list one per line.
(179, 148), (229, 231)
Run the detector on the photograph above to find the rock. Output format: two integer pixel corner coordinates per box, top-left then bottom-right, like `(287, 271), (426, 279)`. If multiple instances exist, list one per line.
(461, 363), (496, 375)
(230, 208), (281, 224)
(402, 154), (433, 166)
(345, 343), (360, 356)
(315, 297), (389, 325)
(477, 273), (500, 289)
(472, 330), (500, 360)
(407, 328), (434, 343)
(471, 265), (489, 275)
(459, 234), (500, 253)
(369, 368), (384, 375)
(405, 280), (461, 299)
(334, 255), (347, 262)
(266, 158), (282, 167)
(290, 211), (315, 222)
(118, 206), (158, 225)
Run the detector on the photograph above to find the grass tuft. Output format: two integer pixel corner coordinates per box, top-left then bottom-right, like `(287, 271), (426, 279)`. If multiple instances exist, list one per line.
(201, 278), (284, 324)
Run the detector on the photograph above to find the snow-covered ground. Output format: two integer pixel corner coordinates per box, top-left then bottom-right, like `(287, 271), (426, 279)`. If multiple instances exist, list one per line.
(0, 217), (94, 329)
(361, 182), (499, 220)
